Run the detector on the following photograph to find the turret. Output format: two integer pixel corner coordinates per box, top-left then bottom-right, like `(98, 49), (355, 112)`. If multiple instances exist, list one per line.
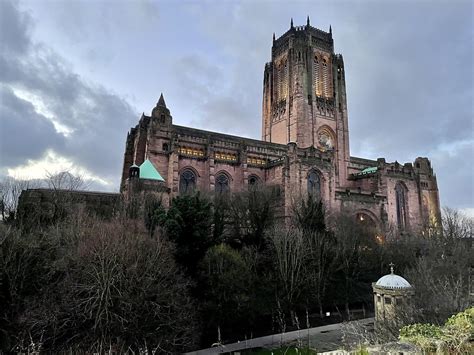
(151, 93), (172, 127)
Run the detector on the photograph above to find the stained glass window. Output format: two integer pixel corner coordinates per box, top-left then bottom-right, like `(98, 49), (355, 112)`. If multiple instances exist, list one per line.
(215, 173), (230, 194)
(308, 171), (321, 198)
(179, 169), (196, 194)
(395, 183), (408, 230)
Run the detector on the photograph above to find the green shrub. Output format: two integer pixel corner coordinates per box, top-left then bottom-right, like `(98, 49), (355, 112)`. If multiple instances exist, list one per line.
(400, 307), (474, 353)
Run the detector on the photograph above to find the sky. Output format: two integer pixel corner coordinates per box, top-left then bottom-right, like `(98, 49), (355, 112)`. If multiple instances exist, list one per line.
(0, 0), (473, 214)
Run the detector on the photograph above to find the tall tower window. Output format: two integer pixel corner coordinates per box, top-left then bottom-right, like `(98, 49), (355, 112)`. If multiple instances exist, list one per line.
(277, 61), (288, 101)
(313, 56), (321, 96)
(322, 59), (329, 97)
(215, 173), (230, 194)
(180, 169), (196, 194)
(308, 170), (321, 198)
(395, 182), (408, 230)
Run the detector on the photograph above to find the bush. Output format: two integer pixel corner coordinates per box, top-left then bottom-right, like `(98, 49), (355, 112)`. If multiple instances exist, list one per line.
(2, 217), (199, 353)
(400, 307), (474, 354)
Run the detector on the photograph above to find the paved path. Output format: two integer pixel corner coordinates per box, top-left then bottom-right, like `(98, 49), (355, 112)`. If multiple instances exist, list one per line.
(185, 318), (374, 354)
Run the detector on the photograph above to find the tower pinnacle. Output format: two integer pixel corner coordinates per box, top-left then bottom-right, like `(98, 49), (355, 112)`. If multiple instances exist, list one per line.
(157, 93), (167, 108)
(307, 15), (310, 26)
(290, 18), (294, 28)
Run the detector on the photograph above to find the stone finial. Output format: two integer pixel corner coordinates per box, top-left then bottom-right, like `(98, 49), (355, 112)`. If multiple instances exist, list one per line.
(273, 32), (275, 41)
(329, 25), (332, 34)
(307, 16), (310, 26)
(290, 18), (294, 28)
(157, 93), (167, 108)
(389, 262), (395, 274)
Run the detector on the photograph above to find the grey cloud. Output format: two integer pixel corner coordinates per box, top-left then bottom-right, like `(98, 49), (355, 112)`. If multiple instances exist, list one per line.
(431, 142), (474, 208)
(0, 0), (32, 55)
(172, 55), (224, 102)
(36, 0), (160, 44)
(0, 0), (138, 188)
(0, 85), (65, 168)
(171, 53), (260, 138)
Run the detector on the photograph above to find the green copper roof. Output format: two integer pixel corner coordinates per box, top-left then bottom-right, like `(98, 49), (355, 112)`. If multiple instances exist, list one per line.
(361, 166), (378, 174)
(353, 166), (378, 177)
(139, 159), (164, 181)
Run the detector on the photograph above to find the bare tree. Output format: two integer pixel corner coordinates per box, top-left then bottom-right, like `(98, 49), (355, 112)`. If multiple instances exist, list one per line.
(269, 226), (306, 327)
(330, 212), (376, 319)
(0, 177), (41, 221)
(16, 216), (198, 353)
(45, 171), (89, 191)
(442, 207), (473, 239)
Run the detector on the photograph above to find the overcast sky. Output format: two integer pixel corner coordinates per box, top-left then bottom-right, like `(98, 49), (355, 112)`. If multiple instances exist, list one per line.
(0, 0), (472, 213)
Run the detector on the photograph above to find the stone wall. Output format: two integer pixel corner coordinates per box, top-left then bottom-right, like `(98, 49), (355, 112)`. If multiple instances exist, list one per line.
(17, 189), (121, 226)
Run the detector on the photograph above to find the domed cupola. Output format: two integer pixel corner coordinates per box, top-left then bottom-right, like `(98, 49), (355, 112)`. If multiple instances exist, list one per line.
(375, 265), (412, 290)
(372, 263), (414, 330)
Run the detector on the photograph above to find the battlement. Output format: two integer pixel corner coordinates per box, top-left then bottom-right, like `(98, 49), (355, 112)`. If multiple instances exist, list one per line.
(272, 19), (334, 54)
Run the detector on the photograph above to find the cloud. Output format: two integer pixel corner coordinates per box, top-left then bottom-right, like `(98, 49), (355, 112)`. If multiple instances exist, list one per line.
(7, 149), (110, 187)
(0, 0), (138, 190)
(0, 0), (32, 56)
(0, 85), (65, 168)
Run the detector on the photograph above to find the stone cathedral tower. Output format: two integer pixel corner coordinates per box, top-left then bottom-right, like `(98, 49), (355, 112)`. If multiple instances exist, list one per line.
(262, 17), (350, 186)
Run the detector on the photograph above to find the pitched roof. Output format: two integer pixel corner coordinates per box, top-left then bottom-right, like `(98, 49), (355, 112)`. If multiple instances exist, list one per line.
(139, 159), (165, 181)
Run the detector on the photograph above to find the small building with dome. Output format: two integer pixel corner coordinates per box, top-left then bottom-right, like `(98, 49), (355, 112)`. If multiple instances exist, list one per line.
(373, 264), (414, 330)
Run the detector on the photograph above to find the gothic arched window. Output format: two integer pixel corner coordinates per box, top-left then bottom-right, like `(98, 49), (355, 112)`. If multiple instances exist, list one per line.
(395, 182), (408, 230)
(248, 175), (260, 190)
(307, 170), (321, 198)
(179, 169), (196, 194)
(215, 173), (230, 194)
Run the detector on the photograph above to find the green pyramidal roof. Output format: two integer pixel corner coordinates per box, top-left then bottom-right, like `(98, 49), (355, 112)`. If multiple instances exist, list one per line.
(139, 159), (165, 181)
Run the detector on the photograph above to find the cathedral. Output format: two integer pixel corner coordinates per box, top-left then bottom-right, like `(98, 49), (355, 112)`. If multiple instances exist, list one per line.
(120, 19), (441, 235)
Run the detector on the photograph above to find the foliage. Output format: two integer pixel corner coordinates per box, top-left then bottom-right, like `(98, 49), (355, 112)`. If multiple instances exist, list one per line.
(354, 345), (370, 355)
(330, 212), (379, 317)
(400, 307), (474, 353)
(199, 244), (254, 341)
(2, 172), (473, 350)
(226, 186), (278, 249)
(404, 230), (473, 324)
(160, 192), (214, 274)
(291, 195), (326, 234)
(1, 215), (198, 353)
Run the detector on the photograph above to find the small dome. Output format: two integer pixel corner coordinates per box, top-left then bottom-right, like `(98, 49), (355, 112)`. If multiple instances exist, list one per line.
(376, 274), (412, 289)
